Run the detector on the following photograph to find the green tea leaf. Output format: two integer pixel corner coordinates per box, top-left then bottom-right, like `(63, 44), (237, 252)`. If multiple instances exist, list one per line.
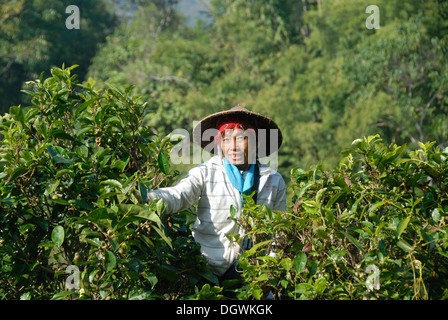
(101, 179), (122, 189)
(74, 96), (102, 116)
(280, 257), (293, 271)
(199, 269), (219, 285)
(50, 291), (74, 300)
(153, 226), (173, 250)
(396, 216), (411, 239)
(51, 226), (65, 247)
(157, 150), (170, 174)
(155, 199), (166, 215)
(293, 252), (307, 273)
(340, 230), (365, 253)
(397, 239), (413, 253)
(136, 209), (162, 226)
(139, 181), (152, 204)
(369, 201), (385, 213)
(316, 187), (327, 205)
(87, 208), (118, 229)
(105, 250), (117, 272)
(9, 167), (27, 181)
(431, 208), (441, 223)
(243, 240), (272, 257)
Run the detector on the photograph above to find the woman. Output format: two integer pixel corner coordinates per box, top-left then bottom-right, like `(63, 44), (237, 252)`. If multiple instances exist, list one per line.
(145, 105), (286, 288)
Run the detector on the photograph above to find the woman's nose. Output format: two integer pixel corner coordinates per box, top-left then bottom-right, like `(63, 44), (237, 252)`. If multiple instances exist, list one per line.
(230, 138), (240, 150)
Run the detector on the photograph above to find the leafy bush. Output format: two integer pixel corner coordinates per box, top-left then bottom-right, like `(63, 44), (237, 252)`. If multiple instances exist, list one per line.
(0, 66), (215, 300)
(235, 135), (448, 300)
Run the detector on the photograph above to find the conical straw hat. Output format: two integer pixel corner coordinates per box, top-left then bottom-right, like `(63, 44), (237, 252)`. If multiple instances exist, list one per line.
(192, 105), (283, 158)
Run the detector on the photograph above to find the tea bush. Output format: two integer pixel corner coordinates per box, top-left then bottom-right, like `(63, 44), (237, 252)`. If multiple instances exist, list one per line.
(235, 135), (448, 300)
(0, 66), (217, 300)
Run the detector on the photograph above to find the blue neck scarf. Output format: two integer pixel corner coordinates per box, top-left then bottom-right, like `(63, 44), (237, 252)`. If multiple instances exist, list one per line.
(223, 157), (255, 197)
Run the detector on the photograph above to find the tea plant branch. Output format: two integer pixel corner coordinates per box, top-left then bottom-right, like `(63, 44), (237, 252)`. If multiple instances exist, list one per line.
(370, 192), (406, 212)
(15, 254), (54, 275)
(408, 254), (428, 299)
(17, 176), (40, 217)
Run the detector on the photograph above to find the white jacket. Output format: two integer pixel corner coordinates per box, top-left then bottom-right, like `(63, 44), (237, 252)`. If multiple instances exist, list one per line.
(147, 155), (286, 276)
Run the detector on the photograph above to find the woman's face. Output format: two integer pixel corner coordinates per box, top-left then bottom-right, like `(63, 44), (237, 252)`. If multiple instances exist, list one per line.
(221, 129), (256, 168)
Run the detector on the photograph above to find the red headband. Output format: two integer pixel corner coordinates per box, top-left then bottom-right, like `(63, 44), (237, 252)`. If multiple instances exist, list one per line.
(214, 122), (256, 145)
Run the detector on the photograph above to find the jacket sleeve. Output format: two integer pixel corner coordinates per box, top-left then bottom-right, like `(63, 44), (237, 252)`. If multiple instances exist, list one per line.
(273, 175), (287, 212)
(146, 165), (204, 214)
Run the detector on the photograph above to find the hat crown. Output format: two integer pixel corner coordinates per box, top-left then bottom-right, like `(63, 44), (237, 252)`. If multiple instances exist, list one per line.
(230, 105), (248, 112)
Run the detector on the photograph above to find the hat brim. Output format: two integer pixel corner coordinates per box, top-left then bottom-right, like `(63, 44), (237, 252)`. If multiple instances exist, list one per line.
(193, 106), (283, 158)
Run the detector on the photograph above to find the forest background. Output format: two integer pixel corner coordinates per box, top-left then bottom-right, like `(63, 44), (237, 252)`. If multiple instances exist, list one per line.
(2, 0), (447, 181)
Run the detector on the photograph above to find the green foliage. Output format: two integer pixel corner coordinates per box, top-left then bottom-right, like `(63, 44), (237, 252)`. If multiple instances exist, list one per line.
(0, 0), (118, 114)
(234, 135), (448, 300)
(0, 66), (214, 300)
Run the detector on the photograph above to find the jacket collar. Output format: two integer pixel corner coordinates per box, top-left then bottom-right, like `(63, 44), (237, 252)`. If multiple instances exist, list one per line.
(209, 155), (274, 176)
(208, 155), (277, 196)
